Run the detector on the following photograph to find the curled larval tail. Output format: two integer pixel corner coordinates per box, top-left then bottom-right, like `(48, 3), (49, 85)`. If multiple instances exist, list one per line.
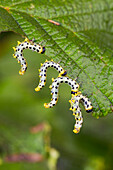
(13, 38), (45, 75)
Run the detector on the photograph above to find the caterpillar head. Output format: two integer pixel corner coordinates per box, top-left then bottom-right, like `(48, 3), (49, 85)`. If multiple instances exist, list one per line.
(40, 46), (45, 54)
(73, 127), (80, 134)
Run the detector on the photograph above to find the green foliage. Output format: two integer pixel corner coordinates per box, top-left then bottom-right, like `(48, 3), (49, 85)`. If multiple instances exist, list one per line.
(0, 32), (113, 170)
(0, 2), (113, 114)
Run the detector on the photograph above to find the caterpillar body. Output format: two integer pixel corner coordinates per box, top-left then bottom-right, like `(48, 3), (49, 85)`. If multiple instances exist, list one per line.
(69, 92), (92, 133)
(13, 38), (45, 75)
(44, 76), (79, 108)
(35, 60), (67, 92)
(73, 108), (83, 134)
(69, 92), (93, 114)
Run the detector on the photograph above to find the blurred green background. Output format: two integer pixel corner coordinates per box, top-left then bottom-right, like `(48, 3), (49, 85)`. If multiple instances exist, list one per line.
(0, 32), (113, 170)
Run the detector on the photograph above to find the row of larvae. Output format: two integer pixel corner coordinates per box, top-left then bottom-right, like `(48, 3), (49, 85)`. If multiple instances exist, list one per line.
(13, 39), (93, 133)
(13, 38), (45, 75)
(35, 60), (93, 134)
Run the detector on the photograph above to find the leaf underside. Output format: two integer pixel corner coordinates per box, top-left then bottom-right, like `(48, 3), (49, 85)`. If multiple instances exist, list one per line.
(0, 0), (113, 117)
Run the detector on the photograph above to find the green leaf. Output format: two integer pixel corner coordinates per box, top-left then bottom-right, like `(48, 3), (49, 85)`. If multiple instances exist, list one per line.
(0, 0), (113, 117)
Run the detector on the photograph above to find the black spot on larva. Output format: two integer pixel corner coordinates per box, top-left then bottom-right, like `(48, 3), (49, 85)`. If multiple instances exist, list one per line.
(37, 49), (39, 52)
(55, 92), (57, 94)
(81, 98), (85, 102)
(71, 91), (75, 95)
(33, 47), (36, 50)
(61, 71), (67, 76)
(55, 98), (57, 101)
(86, 109), (92, 113)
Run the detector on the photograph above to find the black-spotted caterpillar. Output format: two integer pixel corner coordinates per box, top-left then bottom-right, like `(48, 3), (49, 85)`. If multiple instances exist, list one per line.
(69, 91), (92, 133)
(13, 38), (45, 75)
(44, 77), (79, 108)
(35, 60), (67, 92)
(35, 60), (93, 134)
